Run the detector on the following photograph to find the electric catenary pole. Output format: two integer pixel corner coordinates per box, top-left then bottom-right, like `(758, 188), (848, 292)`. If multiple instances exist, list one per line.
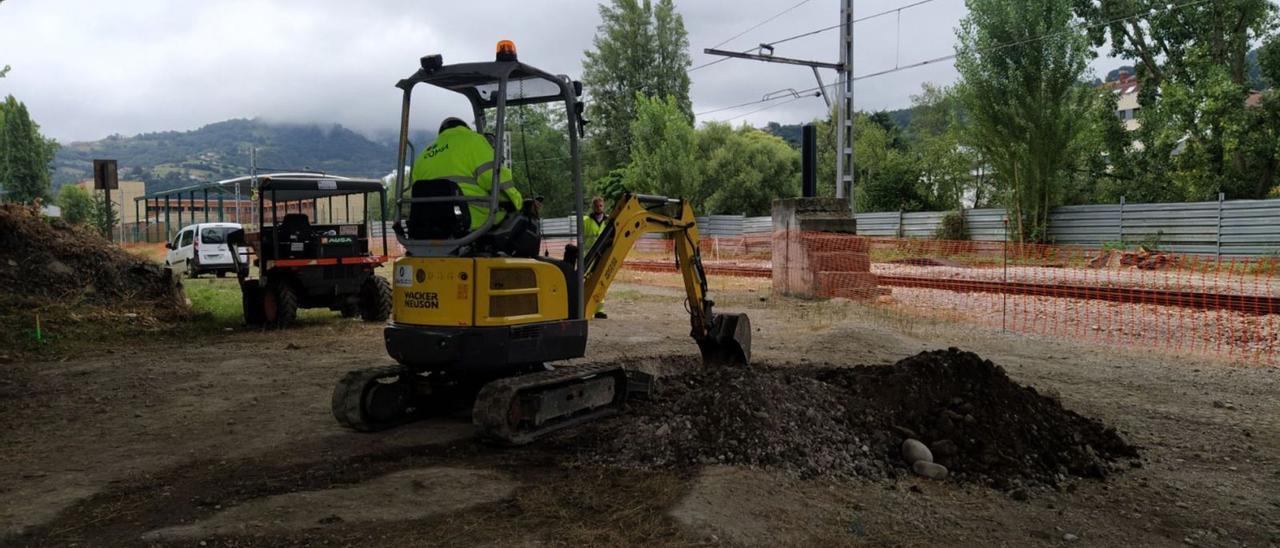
(834, 0), (854, 202)
(703, 0), (855, 206)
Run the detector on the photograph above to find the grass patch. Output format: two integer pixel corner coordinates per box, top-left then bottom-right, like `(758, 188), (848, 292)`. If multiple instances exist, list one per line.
(1, 276), (358, 362)
(181, 277), (351, 329)
(184, 278), (244, 326)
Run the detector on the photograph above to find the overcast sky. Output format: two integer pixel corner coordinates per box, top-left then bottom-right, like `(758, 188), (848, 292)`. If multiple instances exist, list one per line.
(0, 0), (1126, 143)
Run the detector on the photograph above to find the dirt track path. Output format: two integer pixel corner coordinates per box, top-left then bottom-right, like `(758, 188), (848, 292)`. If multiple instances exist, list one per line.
(1, 283), (1277, 546)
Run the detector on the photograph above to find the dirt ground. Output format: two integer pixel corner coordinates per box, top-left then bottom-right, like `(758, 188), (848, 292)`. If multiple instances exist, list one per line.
(1, 280), (1277, 547)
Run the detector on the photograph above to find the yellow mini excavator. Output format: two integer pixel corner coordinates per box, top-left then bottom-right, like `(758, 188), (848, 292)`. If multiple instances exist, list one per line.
(332, 41), (751, 444)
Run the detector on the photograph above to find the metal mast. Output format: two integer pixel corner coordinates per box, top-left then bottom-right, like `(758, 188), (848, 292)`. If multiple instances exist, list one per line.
(704, 0), (854, 204)
(834, 0), (854, 202)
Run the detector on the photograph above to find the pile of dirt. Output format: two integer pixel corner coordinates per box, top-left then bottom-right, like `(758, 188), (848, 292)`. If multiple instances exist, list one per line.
(568, 349), (1138, 489)
(0, 204), (184, 306)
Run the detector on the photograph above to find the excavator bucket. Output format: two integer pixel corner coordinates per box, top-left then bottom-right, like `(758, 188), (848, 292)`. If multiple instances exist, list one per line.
(698, 312), (752, 367)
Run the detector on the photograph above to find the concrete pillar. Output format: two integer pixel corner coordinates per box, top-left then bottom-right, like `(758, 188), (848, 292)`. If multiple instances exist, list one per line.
(771, 197), (879, 299)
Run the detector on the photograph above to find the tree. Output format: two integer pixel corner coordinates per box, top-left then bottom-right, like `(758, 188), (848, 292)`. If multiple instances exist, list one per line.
(1072, 0), (1274, 91)
(652, 0), (693, 118)
(582, 0), (692, 175)
(0, 95), (58, 203)
(851, 115), (933, 212)
(696, 123), (799, 216)
(593, 167), (630, 203)
(92, 192), (119, 239)
(1261, 37), (1280, 88)
(623, 94), (698, 203)
(1072, 0), (1279, 199)
(956, 0), (1099, 242)
(1243, 36), (1280, 198)
(57, 185), (94, 225)
(509, 104), (577, 217)
(907, 84), (985, 209)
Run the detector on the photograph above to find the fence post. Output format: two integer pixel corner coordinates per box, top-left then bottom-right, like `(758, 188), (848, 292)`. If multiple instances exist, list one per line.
(1118, 196), (1126, 245)
(1215, 192), (1224, 260)
(897, 209), (904, 238)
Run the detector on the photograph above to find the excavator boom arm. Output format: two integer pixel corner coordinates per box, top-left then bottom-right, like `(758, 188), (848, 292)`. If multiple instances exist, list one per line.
(582, 193), (751, 365)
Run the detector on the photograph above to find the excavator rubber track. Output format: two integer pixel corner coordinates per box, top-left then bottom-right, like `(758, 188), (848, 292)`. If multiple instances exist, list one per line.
(472, 363), (643, 445)
(332, 365), (419, 432)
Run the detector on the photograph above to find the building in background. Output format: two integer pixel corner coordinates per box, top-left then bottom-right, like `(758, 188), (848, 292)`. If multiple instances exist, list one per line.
(75, 179), (146, 226)
(1106, 73), (1142, 132)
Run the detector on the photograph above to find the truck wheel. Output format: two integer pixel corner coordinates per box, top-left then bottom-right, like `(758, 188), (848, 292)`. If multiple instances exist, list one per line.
(264, 281), (299, 328)
(241, 284), (266, 327)
(359, 276), (392, 322)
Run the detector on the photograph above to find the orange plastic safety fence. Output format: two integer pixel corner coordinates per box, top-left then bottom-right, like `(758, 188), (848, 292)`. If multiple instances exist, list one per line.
(614, 232), (1279, 366)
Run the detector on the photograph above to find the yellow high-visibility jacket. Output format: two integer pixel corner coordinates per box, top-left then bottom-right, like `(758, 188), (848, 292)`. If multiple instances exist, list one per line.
(410, 126), (523, 230)
(583, 213), (606, 249)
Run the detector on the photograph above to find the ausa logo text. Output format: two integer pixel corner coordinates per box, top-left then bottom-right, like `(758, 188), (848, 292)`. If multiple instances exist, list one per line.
(404, 291), (440, 309)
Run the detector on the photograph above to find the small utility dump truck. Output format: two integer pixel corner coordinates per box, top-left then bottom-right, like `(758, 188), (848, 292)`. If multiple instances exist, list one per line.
(229, 173), (393, 328)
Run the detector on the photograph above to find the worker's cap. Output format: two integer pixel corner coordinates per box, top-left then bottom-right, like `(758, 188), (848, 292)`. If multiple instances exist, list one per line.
(439, 117), (469, 133)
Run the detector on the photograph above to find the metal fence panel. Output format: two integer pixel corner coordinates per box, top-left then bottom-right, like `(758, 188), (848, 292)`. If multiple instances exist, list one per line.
(900, 211), (943, 238)
(965, 209), (1007, 241)
(854, 212), (901, 237)
(1049, 204), (1121, 245)
(372, 197), (1280, 257)
(743, 216), (773, 234)
(696, 215), (745, 237)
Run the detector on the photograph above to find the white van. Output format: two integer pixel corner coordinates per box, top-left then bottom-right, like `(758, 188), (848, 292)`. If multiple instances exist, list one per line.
(165, 223), (246, 278)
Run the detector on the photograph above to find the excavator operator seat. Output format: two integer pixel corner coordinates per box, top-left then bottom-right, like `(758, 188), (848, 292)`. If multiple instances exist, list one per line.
(486, 208), (542, 258)
(280, 213), (312, 241)
(408, 179), (471, 240)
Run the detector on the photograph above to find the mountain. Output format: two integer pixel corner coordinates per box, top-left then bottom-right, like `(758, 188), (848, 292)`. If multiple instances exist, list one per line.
(52, 119), (403, 193)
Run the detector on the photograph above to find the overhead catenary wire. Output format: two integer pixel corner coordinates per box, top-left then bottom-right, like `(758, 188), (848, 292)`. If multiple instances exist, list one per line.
(695, 92), (800, 117)
(760, 0), (942, 50)
(698, 0), (1216, 120)
(691, 0), (942, 73)
(717, 93), (820, 123)
(690, 0), (815, 72)
(708, 0), (815, 50)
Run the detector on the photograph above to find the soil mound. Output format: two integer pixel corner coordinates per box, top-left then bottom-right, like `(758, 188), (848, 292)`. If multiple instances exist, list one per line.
(570, 349), (1138, 489)
(0, 204), (183, 306)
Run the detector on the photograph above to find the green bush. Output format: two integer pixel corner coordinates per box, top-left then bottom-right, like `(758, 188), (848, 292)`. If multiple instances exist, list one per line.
(934, 210), (969, 241)
(1102, 240), (1127, 252)
(57, 185), (94, 225)
(1137, 230), (1164, 252)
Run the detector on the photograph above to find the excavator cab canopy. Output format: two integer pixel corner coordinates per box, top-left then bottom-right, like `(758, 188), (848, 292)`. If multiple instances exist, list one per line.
(391, 48), (587, 261)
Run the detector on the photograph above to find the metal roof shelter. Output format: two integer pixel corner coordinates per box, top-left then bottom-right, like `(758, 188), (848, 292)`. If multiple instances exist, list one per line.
(132, 172), (384, 243)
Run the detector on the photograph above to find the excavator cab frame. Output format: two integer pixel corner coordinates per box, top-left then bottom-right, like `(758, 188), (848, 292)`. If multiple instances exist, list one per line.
(390, 51), (590, 317)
